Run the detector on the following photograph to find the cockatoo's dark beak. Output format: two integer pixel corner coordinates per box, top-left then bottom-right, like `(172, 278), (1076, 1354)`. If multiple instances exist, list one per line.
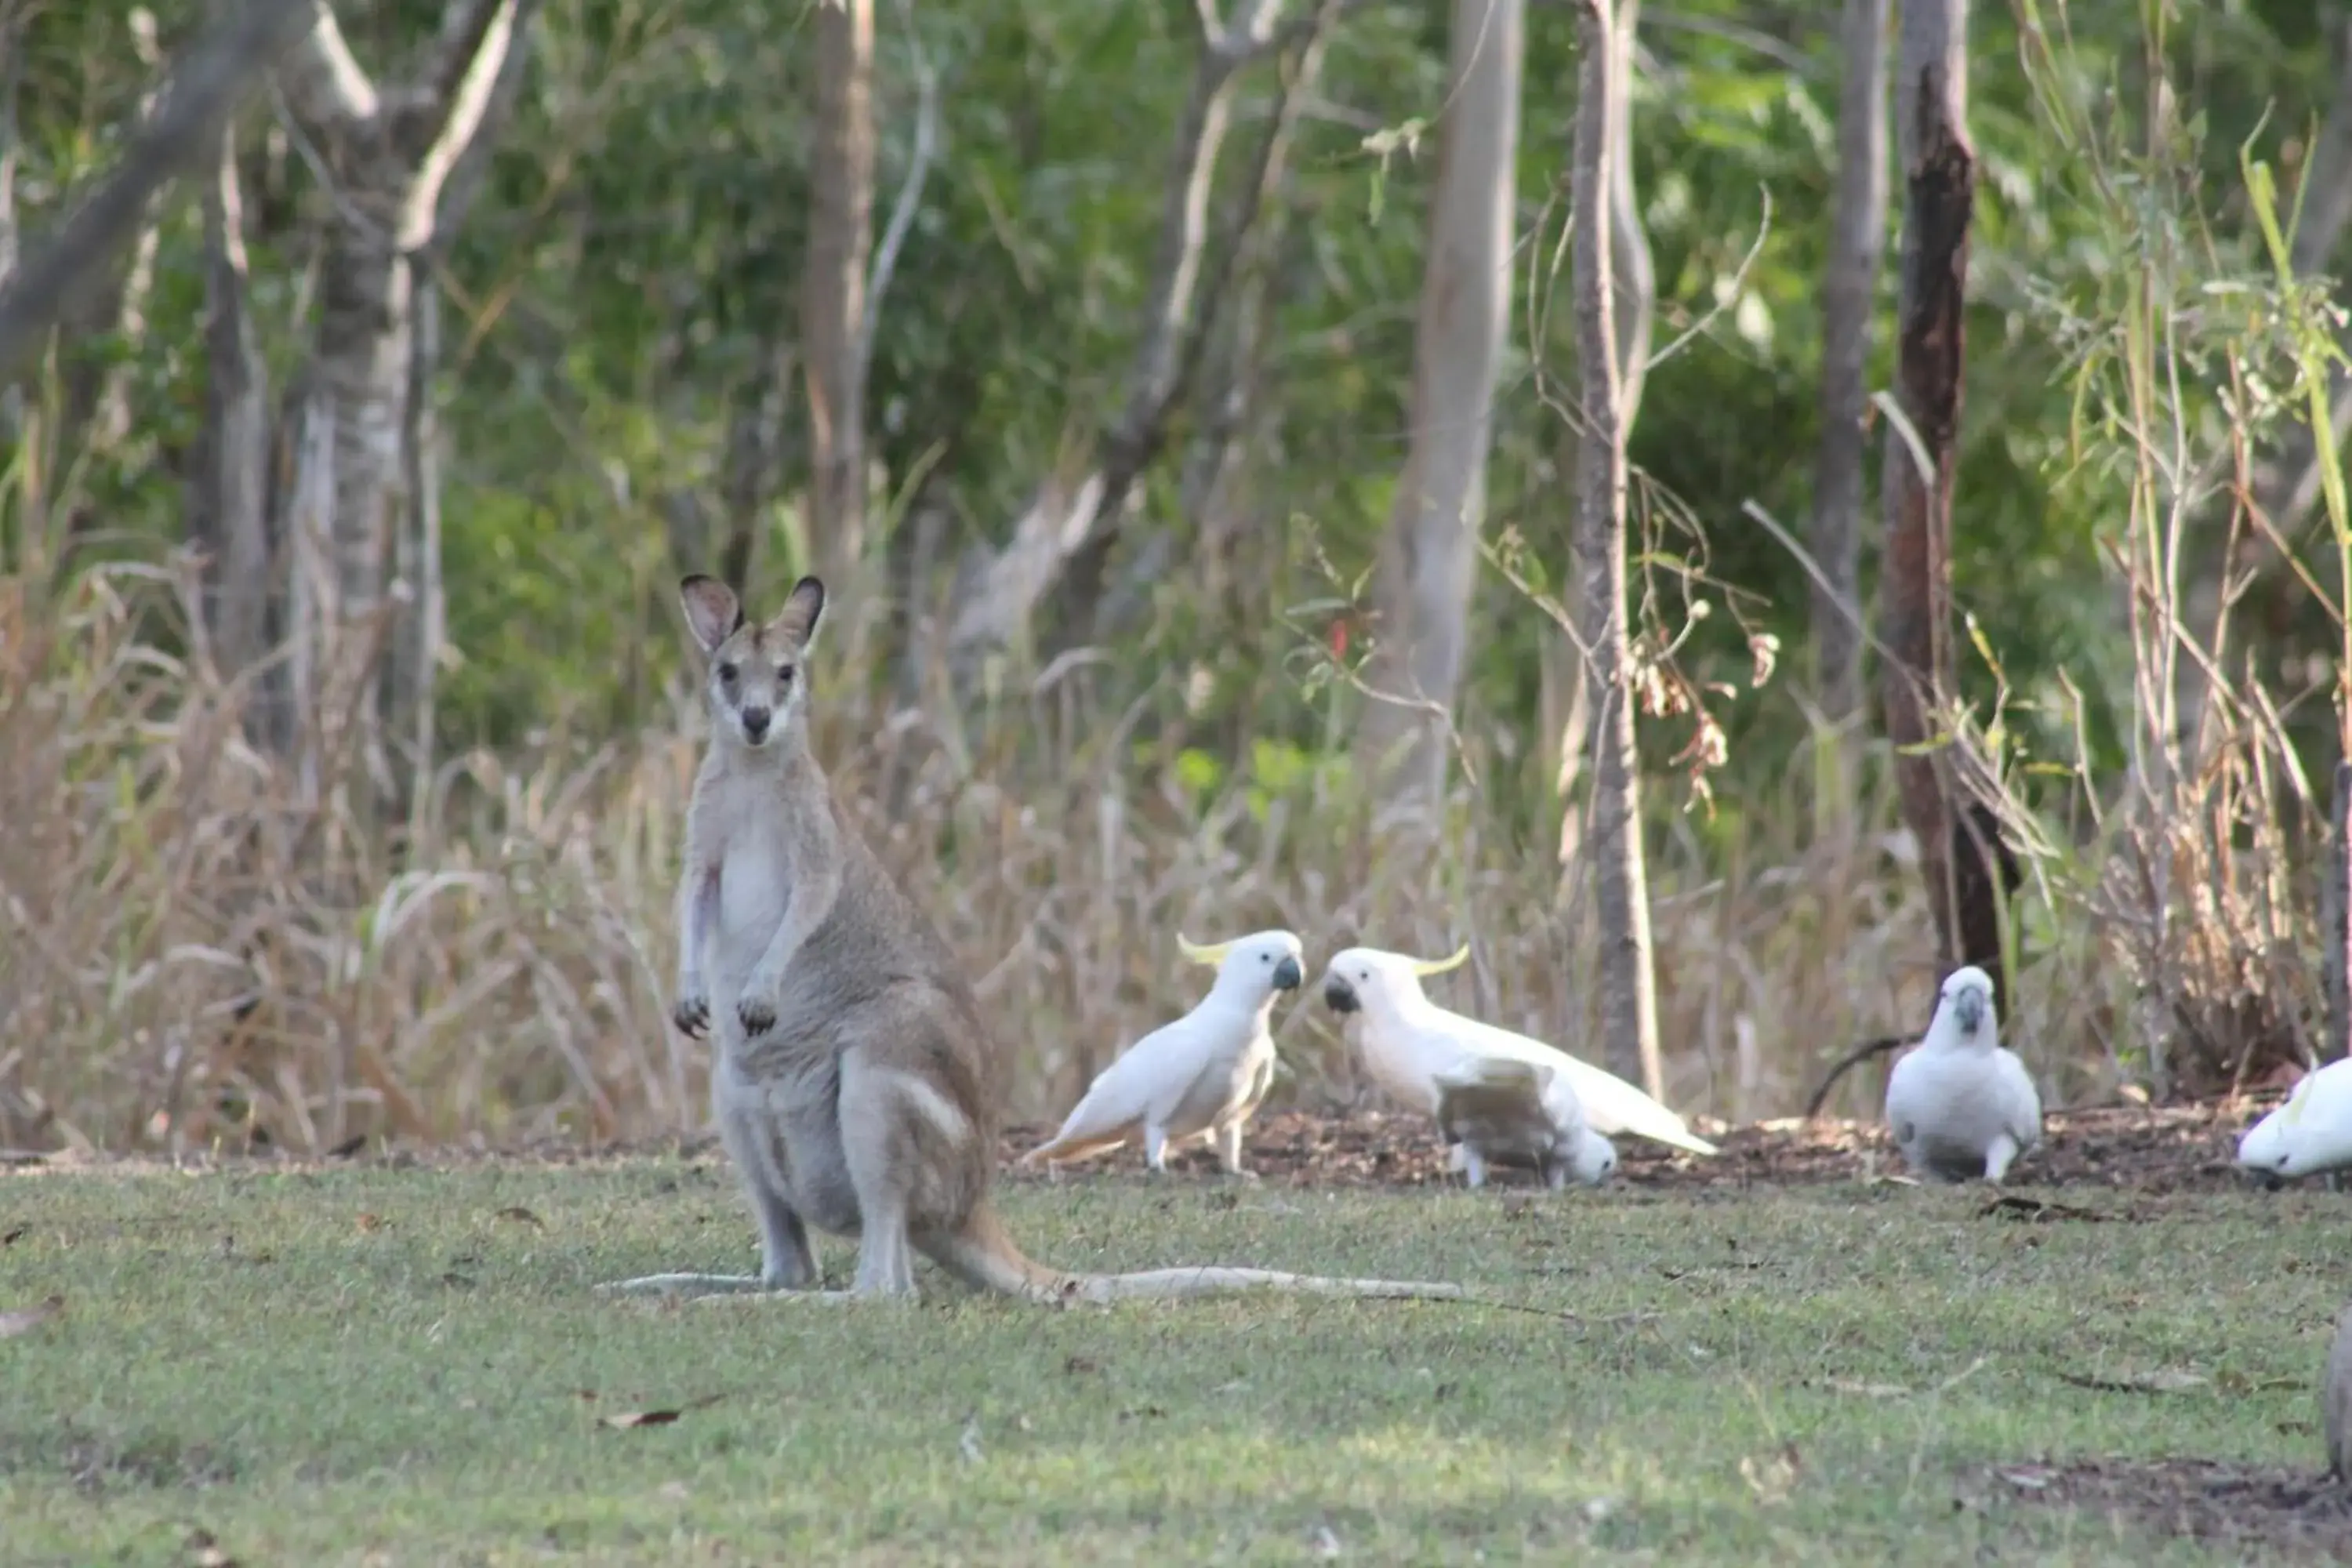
(1272, 956), (1304, 992)
(1954, 987), (1984, 1034)
(1322, 975), (1359, 1014)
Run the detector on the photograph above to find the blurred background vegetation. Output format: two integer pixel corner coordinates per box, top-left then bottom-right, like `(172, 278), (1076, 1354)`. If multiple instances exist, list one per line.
(0, 0), (2345, 1155)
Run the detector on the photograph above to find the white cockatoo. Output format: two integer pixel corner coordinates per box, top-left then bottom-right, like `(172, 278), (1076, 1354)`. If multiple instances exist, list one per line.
(1882, 964), (2043, 1183)
(1318, 944), (1720, 1160)
(1432, 1056), (1618, 1190)
(1022, 930), (1304, 1176)
(2234, 1057), (2352, 1184)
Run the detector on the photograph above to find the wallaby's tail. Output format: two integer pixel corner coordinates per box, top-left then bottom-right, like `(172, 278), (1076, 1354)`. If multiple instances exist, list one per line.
(926, 1202), (1464, 1305)
(1802, 1035), (1910, 1120)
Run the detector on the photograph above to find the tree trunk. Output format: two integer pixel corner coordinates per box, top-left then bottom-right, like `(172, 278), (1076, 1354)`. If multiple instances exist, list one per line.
(1810, 0), (1890, 725)
(1570, 0), (1662, 1098)
(804, 0), (875, 593)
(191, 123), (274, 693)
(1544, 0), (1650, 866)
(0, 10), (20, 448)
(274, 0), (530, 797)
(1878, 0), (1974, 972)
(720, 342), (797, 593)
(1356, 0), (1523, 810)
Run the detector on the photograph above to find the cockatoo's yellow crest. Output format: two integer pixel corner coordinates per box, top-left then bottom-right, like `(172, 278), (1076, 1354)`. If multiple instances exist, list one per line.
(1409, 942), (1471, 978)
(2285, 1070), (2318, 1124)
(1176, 933), (1233, 966)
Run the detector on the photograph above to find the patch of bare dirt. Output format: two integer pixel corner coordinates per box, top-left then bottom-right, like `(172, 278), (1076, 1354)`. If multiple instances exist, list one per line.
(997, 1098), (2273, 1194)
(1989, 1458), (2352, 1561)
(1, 1096), (2284, 1194)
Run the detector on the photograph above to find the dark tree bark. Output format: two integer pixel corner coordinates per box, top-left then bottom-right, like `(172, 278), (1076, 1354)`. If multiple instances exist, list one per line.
(191, 122), (274, 696)
(1878, 0), (1974, 974)
(1811, 0), (1890, 724)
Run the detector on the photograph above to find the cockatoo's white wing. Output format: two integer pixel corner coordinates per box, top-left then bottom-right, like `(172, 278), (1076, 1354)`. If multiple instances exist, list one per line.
(1422, 1007), (1719, 1156)
(1433, 1058), (1561, 1150)
(1992, 1049), (2043, 1149)
(1022, 1014), (1211, 1165)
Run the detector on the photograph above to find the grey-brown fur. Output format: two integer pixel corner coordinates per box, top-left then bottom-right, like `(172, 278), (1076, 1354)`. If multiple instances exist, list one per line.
(598, 575), (1462, 1306)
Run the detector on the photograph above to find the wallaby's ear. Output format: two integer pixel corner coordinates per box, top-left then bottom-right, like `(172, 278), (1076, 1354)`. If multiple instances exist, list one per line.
(680, 575), (743, 653)
(771, 575), (826, 650)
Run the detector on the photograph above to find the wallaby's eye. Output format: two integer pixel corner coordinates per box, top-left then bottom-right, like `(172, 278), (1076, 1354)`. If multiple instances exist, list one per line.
(717, 662), (739, 684)
(776, 665), (796, 685)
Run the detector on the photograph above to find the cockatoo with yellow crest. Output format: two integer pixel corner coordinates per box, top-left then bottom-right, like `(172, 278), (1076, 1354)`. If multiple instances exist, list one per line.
(1022, 930), (1302, 1177)
(1318, 944), (1719, 1166)
(2234, 1056), (2352, 1185)
(1882, 965), (2042, 1182)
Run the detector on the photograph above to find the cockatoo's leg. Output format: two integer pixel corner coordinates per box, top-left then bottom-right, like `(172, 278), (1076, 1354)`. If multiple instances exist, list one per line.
(1458, 1146), (1490, 1189)
(1984, 1134), (2020, 1184)
(1214, 1119), (1247, 1175)
(1143, 1123), (1170, 1174)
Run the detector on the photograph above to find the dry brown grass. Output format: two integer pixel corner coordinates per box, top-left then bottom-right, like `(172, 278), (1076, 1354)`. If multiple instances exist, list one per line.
(8, 534), (2317, 1160)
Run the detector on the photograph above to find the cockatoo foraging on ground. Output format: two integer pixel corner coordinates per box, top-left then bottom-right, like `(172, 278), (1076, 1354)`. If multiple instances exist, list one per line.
(2234, 1057), (2352, 1185)
(1432, 1057), (1619, 1189)
(1882, 965), (2043, 1183)
(1318, 944), (1720, 1160)
(1022, 931), (1304, 1177)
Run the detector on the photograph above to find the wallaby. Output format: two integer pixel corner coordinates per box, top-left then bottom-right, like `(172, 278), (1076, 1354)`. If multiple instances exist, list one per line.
(598, 574), (1461, 1306)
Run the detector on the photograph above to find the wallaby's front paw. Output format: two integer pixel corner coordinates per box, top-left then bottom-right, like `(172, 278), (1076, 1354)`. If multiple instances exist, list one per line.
(672, 993), (710, 1040)
(736, 981), (779, 1036)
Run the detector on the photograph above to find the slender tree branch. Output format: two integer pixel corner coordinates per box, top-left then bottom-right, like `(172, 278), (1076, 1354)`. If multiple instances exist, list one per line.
(0, 0), (319, 385)
(855, 0), (938, 394)
(278, 0), (379, 132)
(401, 0), (527, 245)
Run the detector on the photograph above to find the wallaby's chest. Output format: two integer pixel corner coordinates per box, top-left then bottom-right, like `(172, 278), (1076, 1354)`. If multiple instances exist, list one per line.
(703, 793), (811, 972)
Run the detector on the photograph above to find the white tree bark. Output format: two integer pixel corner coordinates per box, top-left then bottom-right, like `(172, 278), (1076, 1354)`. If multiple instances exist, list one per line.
(274, 0), (528, 796)
(1570, 0), (1662, 1099)
(1356, 0), (1523, 810)
(1810, 0), (1890, 725)
(804, 0), (876, 593)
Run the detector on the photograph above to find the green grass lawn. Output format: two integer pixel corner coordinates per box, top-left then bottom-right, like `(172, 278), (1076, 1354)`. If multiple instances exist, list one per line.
(0, 1156), (2343, 1565)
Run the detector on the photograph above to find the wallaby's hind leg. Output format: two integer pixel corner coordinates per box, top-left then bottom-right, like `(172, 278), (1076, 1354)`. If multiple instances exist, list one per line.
(839, 1054), (924, 1300)
(598, 1069), (818, 1298)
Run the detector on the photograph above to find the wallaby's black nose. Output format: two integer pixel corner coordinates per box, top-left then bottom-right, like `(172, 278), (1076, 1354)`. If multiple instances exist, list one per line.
(740, 706), (771, 741)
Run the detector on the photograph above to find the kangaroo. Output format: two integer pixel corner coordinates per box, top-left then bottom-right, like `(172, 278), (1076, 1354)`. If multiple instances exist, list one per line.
(598, 574), (1462, 1306)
